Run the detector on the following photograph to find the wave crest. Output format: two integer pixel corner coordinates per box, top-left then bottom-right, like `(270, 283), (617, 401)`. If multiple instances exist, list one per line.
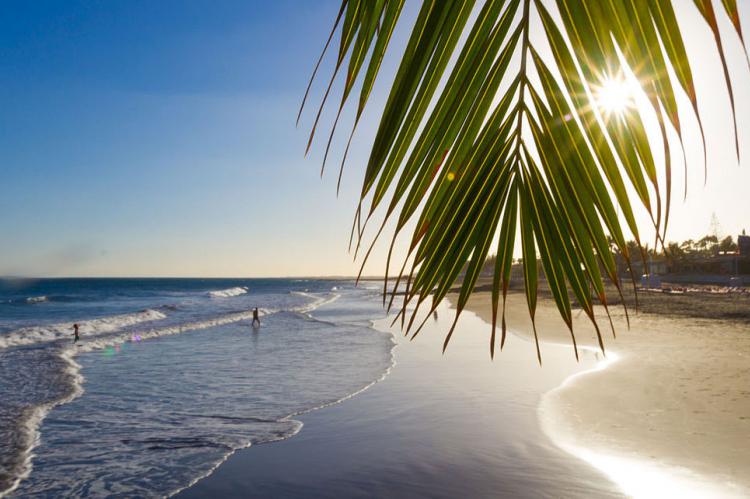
(208, 287), (248, 298)
(0, 289), (345, 496)
(0, 309), (168, 349)
(290, 291), (341, 314)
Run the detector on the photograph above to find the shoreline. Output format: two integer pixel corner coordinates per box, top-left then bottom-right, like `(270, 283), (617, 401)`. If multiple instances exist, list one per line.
(169, 322), (398, 498)
(180, 296), (622, 498)
(0, 344), (86, 498)
(458, 289), (750, 497)
(17, 283), (746, 497)
(2, 290), (362, 498)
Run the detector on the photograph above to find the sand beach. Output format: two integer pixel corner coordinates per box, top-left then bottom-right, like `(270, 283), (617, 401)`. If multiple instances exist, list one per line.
(462, 289), (750, 497)
(180, 284), (750, 498)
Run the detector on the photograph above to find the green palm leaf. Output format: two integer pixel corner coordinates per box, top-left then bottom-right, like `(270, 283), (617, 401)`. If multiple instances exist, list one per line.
(301, 0), (747, 360)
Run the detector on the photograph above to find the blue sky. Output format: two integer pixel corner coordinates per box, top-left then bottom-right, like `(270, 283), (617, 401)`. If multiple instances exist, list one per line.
(1, 1), (749, 277)
(1, 0), (376, 277)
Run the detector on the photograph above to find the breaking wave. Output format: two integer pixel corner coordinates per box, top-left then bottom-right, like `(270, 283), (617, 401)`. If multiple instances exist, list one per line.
(0, 287), (380, 497)
(75, 308), (277, 354)
(208, 287), (248, 298)
(291, 291), (340, 314)
(0, 291), (337, 496)
(0, 309), (167, 350)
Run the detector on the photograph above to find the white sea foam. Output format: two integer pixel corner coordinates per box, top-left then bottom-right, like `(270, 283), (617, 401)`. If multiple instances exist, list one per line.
(75, 308), (277, 354)
(25, 296), (48, 304)
(0, 309), (167, 349)
(0, 290), (340, 497)
(0, 307), (278, 498)
(2, 347), (85, 498)
(208, 287), (248, 298)
(291, 291), (341, 314)
(77, 291), (339, 354)
(168, 294), (395, 498)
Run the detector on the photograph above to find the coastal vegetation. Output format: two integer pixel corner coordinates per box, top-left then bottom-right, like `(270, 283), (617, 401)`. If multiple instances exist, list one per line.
(301, 0), (748, 359)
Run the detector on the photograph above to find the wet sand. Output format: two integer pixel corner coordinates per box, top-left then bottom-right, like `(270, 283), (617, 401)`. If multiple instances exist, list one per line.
(179, 300), (622, 498)
(461, 290), (750, 497)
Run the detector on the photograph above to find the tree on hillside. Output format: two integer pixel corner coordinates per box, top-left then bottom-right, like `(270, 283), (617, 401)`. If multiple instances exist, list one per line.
(302, 0), (748, 359)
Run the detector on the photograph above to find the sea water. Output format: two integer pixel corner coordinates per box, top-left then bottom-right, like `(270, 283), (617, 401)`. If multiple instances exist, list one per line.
(0, 278), (392, 497)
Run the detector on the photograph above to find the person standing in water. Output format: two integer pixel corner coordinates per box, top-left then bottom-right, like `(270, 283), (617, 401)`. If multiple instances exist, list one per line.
(72, 323), (80, 344)
(252, 308), (261, 328)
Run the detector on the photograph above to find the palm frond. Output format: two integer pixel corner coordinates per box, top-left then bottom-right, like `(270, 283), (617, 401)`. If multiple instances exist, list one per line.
(301, 0), (747, 360)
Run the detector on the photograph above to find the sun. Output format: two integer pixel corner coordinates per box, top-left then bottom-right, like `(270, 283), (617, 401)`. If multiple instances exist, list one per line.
(595, 76), (635, 117)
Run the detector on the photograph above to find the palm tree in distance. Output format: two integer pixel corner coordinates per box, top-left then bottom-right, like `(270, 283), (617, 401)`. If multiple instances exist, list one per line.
(300, 0), (748, 361)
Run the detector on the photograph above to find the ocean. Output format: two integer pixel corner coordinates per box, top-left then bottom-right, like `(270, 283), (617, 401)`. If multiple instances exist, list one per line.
(0, 278), (393, 497)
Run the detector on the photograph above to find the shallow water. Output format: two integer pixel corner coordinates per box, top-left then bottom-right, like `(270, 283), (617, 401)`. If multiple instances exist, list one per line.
(0, 279), (392, 496)
(180, 300), (624, 498)
(2, 278), (631, 497)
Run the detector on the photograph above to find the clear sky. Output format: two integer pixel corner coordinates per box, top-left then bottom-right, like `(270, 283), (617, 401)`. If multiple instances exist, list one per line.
(1, 1), (749, 277)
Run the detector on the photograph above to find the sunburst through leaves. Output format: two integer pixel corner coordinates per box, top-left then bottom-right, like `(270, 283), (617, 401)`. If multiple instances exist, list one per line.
(301, 0), (748, 362)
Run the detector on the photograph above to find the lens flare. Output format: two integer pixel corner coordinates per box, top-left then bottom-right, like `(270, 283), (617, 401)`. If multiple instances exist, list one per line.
(595, 76), (635, 117)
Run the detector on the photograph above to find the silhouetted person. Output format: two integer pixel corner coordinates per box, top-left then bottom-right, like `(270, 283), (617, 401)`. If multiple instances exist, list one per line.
(252, 308), (261, 328)
(72, 324), (80, 344)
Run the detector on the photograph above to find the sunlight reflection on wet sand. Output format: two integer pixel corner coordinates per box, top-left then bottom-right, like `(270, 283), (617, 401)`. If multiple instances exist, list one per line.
(539, 346), (747, 498)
